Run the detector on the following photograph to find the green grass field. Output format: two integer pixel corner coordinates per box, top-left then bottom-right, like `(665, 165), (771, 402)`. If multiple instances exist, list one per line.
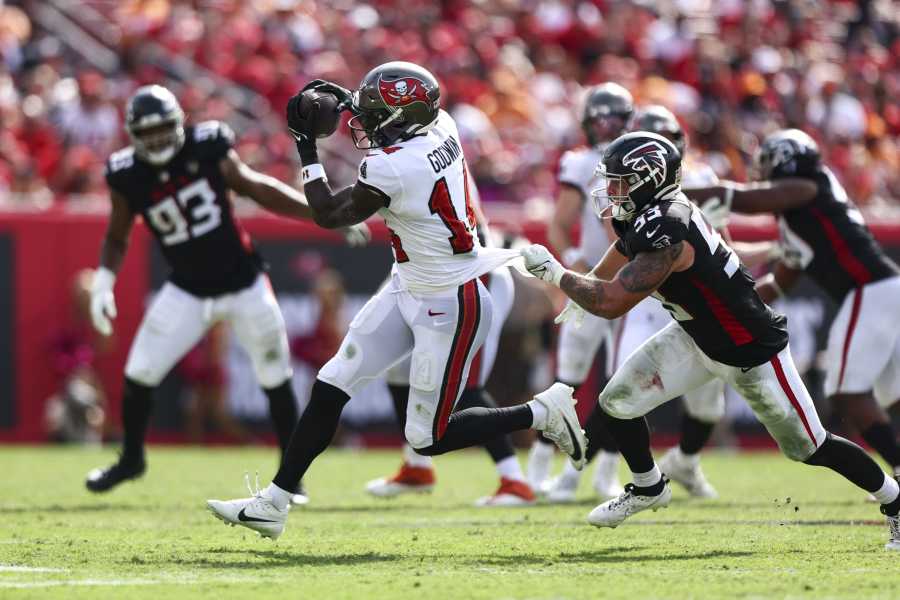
(0, 446), (896, 599)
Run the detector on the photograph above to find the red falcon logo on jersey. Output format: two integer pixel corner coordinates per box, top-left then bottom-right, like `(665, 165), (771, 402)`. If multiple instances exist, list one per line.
(622, 142), (669, 187)
(378, 77), (430, 108)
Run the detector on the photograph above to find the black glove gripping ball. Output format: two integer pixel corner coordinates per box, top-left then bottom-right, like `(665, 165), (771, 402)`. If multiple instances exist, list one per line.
(291, 90), (341, 140)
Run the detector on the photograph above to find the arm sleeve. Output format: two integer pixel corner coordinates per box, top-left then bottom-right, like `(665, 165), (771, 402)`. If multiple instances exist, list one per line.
(357, 153), (402, 207)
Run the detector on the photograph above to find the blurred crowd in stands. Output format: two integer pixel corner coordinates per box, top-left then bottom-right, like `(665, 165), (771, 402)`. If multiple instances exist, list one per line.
(1, 0), (898, 211)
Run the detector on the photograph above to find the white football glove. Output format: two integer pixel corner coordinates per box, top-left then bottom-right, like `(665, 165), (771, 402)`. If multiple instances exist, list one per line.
(700, 194), (731, 231)
(520, 244), (565, 286)
(341, 223), (371, 247)
(90, 267), (117, 336)
(554, 300), (586, 329)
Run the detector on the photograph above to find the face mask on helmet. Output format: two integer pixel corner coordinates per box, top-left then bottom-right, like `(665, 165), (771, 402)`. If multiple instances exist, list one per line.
(347, 101), (402, 150)
(591, 170), (642, 221)
(129, 119), (184, 165)
(584, 115), (627, 147)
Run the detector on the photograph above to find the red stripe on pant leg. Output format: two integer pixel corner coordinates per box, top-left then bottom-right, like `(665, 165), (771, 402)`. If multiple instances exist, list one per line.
(836, 287), (863, 391)
(770, 354), (817, 444)
(434, 280), (480, 440)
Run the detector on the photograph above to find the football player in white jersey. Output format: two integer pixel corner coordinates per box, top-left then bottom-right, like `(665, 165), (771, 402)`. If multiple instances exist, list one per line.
(207, 62), (586, 539)
(526, 83), (634, 501)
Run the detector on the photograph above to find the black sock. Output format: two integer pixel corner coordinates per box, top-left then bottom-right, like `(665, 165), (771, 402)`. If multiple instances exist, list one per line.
(387, 384), (409, 432)
(416, 405), (533, 456)
(121, 378), (153, 464)
(272, 380), (349, 491)
(263, 380), (299, 456)
(584, 404), (618, 461)
(804, 433), (888, 493)
(457, 387), (515, 463)
(598, 409), (655, 474)
(679, 412), (715, 455)
(860, 422), (900, 468)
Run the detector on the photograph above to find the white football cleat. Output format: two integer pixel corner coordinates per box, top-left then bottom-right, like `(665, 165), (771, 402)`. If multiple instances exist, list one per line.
(592, 451), (622, 500)
(474, 478), (536, 507)
(541, 473), (581, 504)
(587, 482), (672, 528)
(533, 383), (587, 470)
(658, 447), (718, 499)
(365, 463), (435, 497)
(207, 475), (289, 540)
(525, 441), (555, 493)
(886, 513), (900, 550)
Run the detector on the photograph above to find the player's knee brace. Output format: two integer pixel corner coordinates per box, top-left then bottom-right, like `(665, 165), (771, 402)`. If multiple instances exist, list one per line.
(404, 419), (434, 451)
(317, 339), (365, 394)
(598, 387), (640, 420)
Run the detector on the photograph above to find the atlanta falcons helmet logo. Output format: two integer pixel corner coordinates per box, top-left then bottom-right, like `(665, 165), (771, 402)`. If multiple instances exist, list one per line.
(622, 141), (669, 186)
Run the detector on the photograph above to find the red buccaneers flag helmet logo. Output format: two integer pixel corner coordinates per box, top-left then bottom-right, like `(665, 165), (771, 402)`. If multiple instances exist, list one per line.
(378, 77), (430, 108)
(621, 141), (669, 186)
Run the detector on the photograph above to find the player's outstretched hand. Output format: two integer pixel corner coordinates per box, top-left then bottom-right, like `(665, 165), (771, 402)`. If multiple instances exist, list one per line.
(341, 223), (371, 247)
(90, 268), (117, 336)
(700, 194), (731, 231)
(554, 300), (586, 329)
(520, 244), (565, 286)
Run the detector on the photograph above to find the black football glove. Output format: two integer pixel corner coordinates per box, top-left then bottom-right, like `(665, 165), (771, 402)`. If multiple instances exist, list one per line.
(286, 93), (316, 143)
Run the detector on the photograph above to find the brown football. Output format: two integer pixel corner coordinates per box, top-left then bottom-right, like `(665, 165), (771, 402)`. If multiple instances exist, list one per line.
(297, 90), (341, 138)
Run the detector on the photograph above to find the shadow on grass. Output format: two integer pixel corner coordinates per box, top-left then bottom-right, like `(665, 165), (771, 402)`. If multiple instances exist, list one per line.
(131, 550), (401, 569)
(454, 548), (755, 566)
(0, 503), (143, 514)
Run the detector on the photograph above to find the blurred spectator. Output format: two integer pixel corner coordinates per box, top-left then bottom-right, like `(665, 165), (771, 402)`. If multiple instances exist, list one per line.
(2, 0), (898, 210)
(290, 269), (346, 371)
(44, 269), (107, 444)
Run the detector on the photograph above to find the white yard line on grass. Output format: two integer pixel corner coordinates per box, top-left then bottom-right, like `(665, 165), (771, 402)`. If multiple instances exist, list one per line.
(0, 566), (67, 573)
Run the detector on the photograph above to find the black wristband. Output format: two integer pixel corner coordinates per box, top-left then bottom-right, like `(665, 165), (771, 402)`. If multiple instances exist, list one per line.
(296, 139), (320, 166)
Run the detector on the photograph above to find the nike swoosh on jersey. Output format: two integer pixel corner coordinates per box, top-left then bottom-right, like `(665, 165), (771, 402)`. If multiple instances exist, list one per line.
(237, 508), (276, 523)
(427, 310), (446, 317)
(646, 226), (661, 238)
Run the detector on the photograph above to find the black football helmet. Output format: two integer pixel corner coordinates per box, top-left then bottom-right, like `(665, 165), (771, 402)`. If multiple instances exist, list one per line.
(754, 129), (821, 180)
(630, 105), (685, 155)
(593, 132), (682, 221)
(581, 83), (634, 147)
(125, 85), (185, 165)
(348, 61), (441, 149)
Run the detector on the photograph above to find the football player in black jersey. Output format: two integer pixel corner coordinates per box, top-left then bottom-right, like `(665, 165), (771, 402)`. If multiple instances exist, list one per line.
(686, 129), (900, 485)
(85, 85), (368, 499)
(521, 131), (900, 549)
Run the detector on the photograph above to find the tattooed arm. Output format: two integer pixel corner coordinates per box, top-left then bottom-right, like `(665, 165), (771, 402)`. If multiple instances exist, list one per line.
(559, 242), (689, 319)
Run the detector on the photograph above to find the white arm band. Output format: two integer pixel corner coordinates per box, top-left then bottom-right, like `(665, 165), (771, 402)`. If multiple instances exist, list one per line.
(301, 164), (328, 185)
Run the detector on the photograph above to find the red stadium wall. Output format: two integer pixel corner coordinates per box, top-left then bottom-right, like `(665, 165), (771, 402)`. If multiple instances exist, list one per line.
(2, 211), (900, 442)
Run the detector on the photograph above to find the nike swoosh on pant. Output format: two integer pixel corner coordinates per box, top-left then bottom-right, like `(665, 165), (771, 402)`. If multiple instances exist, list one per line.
(238, 508), (276, 523)
(562, 416), (583, 462)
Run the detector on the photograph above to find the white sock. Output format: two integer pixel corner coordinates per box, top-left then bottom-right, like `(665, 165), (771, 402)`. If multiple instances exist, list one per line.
(872, 473), (900, 505)
(528, 400), (549, 430)
(495, 456), (525, 482)
(562, 458), (582, 479)
(530, 439), (555, 458)
(673, 446), (700, 468)
(265, 482), (293, 511)
(632, 464), (662, 488)
(403, 444), (433, 469)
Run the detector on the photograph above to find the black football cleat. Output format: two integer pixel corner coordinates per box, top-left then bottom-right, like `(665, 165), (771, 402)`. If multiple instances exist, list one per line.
(85, 457), (146, 493)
